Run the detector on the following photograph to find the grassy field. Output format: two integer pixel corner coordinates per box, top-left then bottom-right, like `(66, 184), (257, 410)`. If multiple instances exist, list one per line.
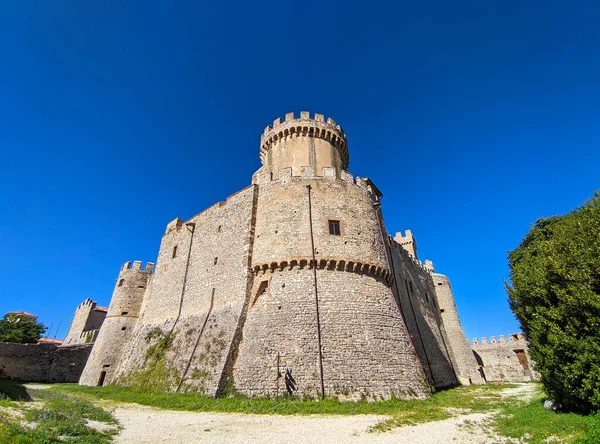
(494, 392), (600, 444)
(1, 379), (599, 443)
(0, 380), (117, 443)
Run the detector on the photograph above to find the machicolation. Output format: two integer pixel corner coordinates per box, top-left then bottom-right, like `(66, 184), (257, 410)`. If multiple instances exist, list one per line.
(80, 111), (521, 399)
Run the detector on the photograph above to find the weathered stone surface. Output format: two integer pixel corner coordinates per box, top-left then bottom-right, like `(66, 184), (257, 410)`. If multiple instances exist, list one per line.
(63, 298), (107, 346)
(471, 333), (539, 382)
(431, 273), (485, 385)
(0, 342), (92, 382)
(80, 112), (484, 399)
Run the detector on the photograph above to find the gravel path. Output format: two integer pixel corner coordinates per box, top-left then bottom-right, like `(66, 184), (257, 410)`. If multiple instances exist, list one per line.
(112, 383), (538, 444)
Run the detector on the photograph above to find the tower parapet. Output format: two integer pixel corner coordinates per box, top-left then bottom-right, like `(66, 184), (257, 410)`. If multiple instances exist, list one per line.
(395, 230), (418, 259)
(259, 112), (349, 178)
(79, 261), (154, 386)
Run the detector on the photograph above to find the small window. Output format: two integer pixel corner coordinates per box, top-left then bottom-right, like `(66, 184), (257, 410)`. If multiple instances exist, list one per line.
(409, 281), (413, 293)
(138, 285), (145, 289)
(214, 257), (218, 265)
(217, 225), (222, 232)
(425, 293), (429, 302)
(121, 326), (127, 331)
(118, 279), (124, 287)
(120, 311), (128, 316)
(440, 309), (445, 313)
(172, 245), (178, 259)
(328, 220), (341, 235)
(437, 282), (443, 286)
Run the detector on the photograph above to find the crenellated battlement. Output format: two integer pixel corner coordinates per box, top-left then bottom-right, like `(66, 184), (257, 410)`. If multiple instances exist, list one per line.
(260, 111), (349, 170)
(120, 261), (155, 273)
(77, 298), (95, 308)
(388, 235), (432, 275)
(472, 333), (526, 345)
(253, 166), (382, 201)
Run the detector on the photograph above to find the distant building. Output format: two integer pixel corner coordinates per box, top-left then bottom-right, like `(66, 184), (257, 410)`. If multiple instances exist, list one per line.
(6, 311), (38, 323)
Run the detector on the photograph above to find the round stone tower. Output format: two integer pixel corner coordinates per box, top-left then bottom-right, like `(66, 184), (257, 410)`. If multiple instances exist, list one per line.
(234, 112), (430, 400)
(79, 261), (153, 386)
(259, 111), (349, 178)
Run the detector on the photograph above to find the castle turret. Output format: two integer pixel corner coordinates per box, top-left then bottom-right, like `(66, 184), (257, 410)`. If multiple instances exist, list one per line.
(258, 111), (349, 179)
(63, 298), (107, 346)
(431, 271), (485, 385)
(79, 261), (153, 386)
(395, 230), (418, 259)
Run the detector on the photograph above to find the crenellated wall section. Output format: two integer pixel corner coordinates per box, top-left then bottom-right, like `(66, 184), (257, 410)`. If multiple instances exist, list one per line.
(471, 334), (539, 383)
(105, 185), (258, 396)
(63, 298), (108, 346)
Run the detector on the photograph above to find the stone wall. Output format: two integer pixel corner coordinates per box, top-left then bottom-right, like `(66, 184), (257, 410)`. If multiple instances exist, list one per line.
(0, 342), (92, 382)
(233, 175), (429, 399)
(471, 334), (538, 382)
(387, 239), (458, 390)
(89, 185), (258, 395)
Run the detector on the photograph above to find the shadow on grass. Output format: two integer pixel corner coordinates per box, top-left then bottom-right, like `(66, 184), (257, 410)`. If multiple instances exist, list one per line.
(0, 379), (32, 401)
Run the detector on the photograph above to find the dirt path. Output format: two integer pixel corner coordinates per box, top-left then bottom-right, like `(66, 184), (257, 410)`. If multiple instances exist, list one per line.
(112, 384), (538, 444)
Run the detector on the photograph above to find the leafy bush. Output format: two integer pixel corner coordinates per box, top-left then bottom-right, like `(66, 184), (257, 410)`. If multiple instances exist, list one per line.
(506, 191), (600, 413)
(0, 313), (46, 344)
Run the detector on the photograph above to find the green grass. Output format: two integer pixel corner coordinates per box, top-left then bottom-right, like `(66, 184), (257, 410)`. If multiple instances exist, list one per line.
(494, 392), (600, 443)
(0, 380), (117, 444)
(3, 379), (599, 442)
(53, 382), (513, 426)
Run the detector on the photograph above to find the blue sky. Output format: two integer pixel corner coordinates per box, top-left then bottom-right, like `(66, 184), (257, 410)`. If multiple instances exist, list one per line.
(0, 1), (598, 341)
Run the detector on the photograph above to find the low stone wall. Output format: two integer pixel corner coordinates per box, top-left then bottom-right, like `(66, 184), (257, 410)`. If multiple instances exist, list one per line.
(0, 342), (92, 382)
(471, 334), (539, 383)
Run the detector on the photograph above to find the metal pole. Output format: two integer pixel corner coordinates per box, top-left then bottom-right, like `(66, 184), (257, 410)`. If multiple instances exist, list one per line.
(170, 222), (196, 335)
(53, 321), (62, 340)
(306, 185), (325, 400)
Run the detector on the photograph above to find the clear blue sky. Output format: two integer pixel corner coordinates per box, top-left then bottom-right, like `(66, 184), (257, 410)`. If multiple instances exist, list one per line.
(1, 1), (598, 341)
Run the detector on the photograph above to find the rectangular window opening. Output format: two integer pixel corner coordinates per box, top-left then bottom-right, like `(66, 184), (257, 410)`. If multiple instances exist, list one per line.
(121, 326), (127, 331)
(118, 279), (124, 287)
(172, 245), (178, 259)
(120, 311), (128, 316)
(328, 220), (341, 235)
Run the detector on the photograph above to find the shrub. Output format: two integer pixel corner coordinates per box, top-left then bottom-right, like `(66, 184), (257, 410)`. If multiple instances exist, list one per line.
(506, 191), (600, 413)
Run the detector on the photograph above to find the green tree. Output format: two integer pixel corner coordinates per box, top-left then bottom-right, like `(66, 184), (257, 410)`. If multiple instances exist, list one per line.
(0, 313), (47, 344)
(506, 191), (600, 413)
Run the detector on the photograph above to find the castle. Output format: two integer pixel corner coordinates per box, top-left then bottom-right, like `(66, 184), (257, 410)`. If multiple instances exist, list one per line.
(79, 112), (489, 399)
